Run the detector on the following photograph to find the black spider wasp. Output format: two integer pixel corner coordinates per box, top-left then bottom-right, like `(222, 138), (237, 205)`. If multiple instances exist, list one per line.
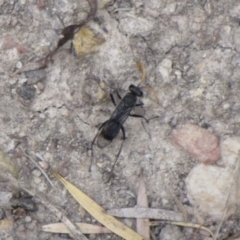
(90, 84), (155, 180)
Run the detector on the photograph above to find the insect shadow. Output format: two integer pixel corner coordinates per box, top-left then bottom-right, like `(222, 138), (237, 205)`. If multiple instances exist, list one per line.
(90, 84), (156, 181)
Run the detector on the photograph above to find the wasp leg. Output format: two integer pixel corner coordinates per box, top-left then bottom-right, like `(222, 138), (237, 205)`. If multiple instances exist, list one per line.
(129, 114), (158, 123)
(115, 89), (122, 100)
(129, 114), (158, 139)
(110, 93), (117, 106)
(110, 89), (122, 106)
(129, 113), (150, 123)
(89, 121), (107, 172)
(105, 125), (126, 182)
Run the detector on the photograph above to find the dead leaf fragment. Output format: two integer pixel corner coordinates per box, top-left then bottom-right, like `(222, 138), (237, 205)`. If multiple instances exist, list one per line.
(172, 194), (188, 222)
(53, 172), (144, 240)
(42, 222), (111, 234)
(136, 171), (150, 240)
(107, 207), (183, 221)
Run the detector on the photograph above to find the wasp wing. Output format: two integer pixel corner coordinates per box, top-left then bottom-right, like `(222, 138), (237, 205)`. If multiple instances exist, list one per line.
(110, 98), (135, 125)
(97, 133), (113, 148)
(97, 120), (121, 148)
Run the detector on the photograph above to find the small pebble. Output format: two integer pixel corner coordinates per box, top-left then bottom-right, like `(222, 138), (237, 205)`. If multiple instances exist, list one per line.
(18, 78), (27, 84)
(29, 113), (34, 119)
(25, 69), (46, 84)
(0, 208), (5, 220)
(123, 218), (133, 228)
(33, 176), (41, 184)
(17, 83), (36, 100)
(25, 216), (32, 223)
(221, 137), (240, 168)
(16, 61), (22, 69)
(38, 161), (49, 170)
(170, 123), (220, 164)
(39, 113), (46, 119)
(159, 225), (186, 240)
(37, 182), (48, 192)
(9, 78), (17, 85)
(37, 82), (44, 91)
(11, 198), (37, 212)
(32, 169), (41, 177)
(60, 106), (69, 117)
(12, 208), (26, 217)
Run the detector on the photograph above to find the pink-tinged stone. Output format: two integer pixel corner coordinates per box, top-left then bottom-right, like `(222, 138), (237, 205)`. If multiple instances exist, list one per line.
(170, 123), (220, 164)
(17, 44), (30, 54)
(0, 35), (17, 51)
(37, 0), (46, 10)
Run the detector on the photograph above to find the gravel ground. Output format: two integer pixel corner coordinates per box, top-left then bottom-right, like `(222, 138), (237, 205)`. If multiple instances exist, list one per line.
(1, 0), (240, 239)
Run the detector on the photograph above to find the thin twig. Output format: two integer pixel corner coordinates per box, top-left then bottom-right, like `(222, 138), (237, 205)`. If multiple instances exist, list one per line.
(20, 147), (54, 187)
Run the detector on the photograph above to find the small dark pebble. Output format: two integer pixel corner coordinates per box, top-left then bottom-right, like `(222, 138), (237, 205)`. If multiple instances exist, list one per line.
(102, 170), (115, 183)
(168, 117), (178, 128)
(59, 233), (73, 239)
(128, 197), (136, 207)
(17, 83), (36, 100)
(11, 197), (37, 212)
(201, 122), (211, 129)
(26, 69), (46, 84)
(0, 208), (5, 220)
(12, 207), (27, 217)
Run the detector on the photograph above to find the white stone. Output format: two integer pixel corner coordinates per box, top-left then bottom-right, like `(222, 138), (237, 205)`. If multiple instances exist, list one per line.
(32, 169), (41, 177)
(9, 78), (17, 85)
(161, 58), (172, 69)
(16, 61), (22, 69)
(18, 78), (27, 84)
(25, 216), (32, 223)
(5, 48), (19, 61)
(221, 137), (240, 169)
(46, 107), (57, 119)
(229, 4), (240, 18)
(60, 106), (69, 117)
(162, 3), (177, 15)
(157, 59), (172, 82)
(186, 164), (239, 221)
(159, 225), (186, 240)
(33, 176), (41, 184)
(143, 0), (163, 9)
(158, 66), (169, 81)
(119, 15), (154, 36)
(0, 192), (12, 205)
